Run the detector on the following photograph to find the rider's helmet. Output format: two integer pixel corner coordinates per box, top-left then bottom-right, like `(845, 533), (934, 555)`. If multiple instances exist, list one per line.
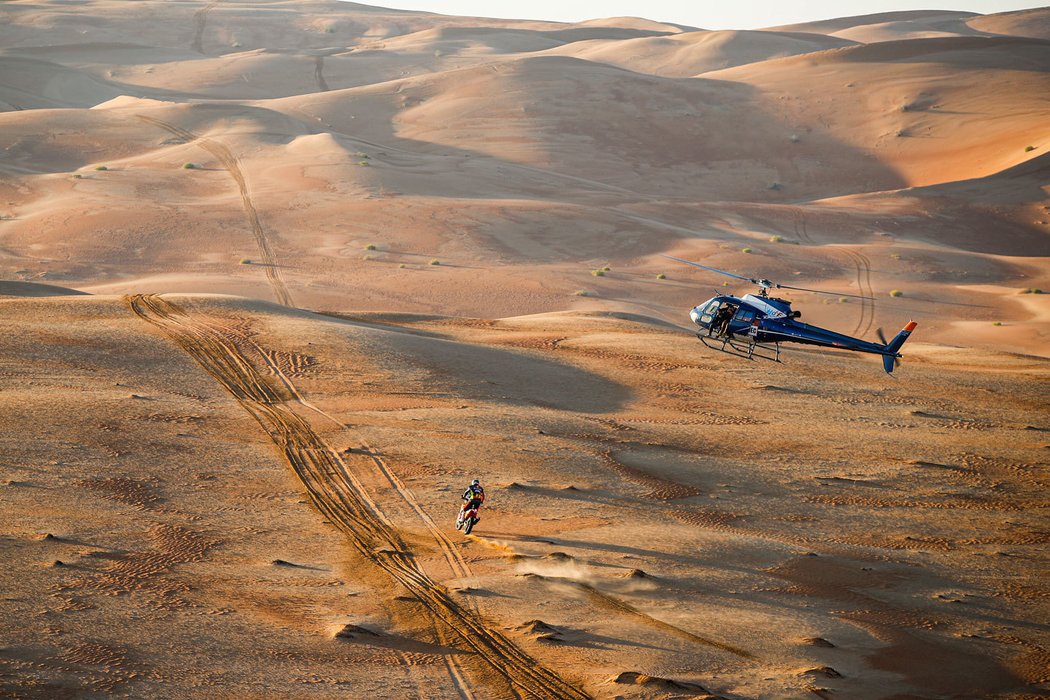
(471, 479), (480, 487)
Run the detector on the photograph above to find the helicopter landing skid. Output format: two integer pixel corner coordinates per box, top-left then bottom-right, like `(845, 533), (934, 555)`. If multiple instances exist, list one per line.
(698, 333), (781, 363)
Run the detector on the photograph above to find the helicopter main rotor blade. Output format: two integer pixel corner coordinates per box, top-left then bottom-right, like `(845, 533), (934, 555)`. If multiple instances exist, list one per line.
(774, 283), (871, 300)
(662, 255), (756, 283)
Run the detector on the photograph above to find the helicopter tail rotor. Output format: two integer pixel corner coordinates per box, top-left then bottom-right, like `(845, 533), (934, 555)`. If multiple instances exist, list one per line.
(878, 322), (917, 374)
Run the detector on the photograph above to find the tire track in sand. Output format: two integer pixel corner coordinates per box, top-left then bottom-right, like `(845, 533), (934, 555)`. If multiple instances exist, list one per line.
(314, 56), (330, 92)
(192, 1), (221, 54)
(242, 328), (477, 697)
(136, 115), (294, 307)
(244, 334), (473, 582)
(792, 207), (877, 339)
(126, 294), (589, 700)
(840, 248), (876, 338)
(572, 580), (755, 660)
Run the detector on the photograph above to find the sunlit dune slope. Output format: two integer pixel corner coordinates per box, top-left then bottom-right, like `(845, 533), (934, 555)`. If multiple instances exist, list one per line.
(768, 9), (983, 42)
(967, 7), (1050, 40)
(706, 36), (1050, 188)
(541, 29), (856, 77)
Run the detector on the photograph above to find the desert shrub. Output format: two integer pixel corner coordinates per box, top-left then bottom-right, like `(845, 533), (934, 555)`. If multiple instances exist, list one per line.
(742, 247), (753, 254)
(358, 161), (370, 167)
(95, 165), (108, 171)
(768, 182), (782, 190)
(429, 259), (440, 266)
(889, 289), (903, 297)
(398, 263), (406, 269)
(838, 297), (849, 303)
(1025, 145), (1036, 152)
(364, 243), (377, 250)
(769, 235), (782, 243)
(574, 290), (591, 297)
(240, 258), (252, 265)
(890, 253), (902, 260)
(602, 266), (611, 272)
(656, 273), (666, 280)
(992, 321), (1003, 326)
(183, 162), (196, 169)
(72, 173), (82, 179)
(592, 269), (605, 277)
(1022, 288), (1043, 294)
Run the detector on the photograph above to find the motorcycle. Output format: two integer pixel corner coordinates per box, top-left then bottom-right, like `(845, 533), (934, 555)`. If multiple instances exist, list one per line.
(456, 501), (480, 535)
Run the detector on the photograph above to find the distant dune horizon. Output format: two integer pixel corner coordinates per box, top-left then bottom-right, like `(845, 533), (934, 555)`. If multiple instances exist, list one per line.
(1, 2), (1047, 699)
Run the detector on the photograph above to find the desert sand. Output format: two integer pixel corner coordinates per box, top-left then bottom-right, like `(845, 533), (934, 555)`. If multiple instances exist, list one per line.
(0, 2), (1047, 699)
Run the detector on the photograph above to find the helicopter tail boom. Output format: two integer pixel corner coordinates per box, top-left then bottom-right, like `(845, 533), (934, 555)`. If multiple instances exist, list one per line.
(881, 321), (917, 374)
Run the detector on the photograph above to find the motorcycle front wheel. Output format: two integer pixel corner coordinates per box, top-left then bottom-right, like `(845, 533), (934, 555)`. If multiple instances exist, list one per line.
(463, 518), (476, 535)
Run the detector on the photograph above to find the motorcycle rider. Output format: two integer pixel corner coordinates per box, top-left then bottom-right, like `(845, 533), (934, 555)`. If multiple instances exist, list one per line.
(458, 478), (485, 525)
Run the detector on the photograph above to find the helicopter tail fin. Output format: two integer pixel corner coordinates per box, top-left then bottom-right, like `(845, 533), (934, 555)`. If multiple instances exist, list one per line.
(882, 321), (917, 374)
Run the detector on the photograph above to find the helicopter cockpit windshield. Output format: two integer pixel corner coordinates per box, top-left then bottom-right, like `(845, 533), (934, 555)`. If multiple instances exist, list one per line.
(696, 299), (721, 326)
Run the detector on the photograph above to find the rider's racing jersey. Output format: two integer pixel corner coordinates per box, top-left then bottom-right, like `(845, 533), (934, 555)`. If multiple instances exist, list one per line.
(462, 485), (485, 504)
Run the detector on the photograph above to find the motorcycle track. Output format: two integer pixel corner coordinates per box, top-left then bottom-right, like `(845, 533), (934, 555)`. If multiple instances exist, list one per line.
(244, 330), (478, 695)
(245, 339), (474, 582)
(841, 248), (876, 339)
(191, 1), (221, 54)
(792, 207), (877, 339)
(314, 56), (330, 92)
(571, 581), (755, 660)
(126, 294), (589, 700)
(136, 115), (294, 307)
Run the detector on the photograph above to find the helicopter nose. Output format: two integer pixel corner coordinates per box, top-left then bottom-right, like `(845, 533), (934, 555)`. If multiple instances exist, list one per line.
(689, 307), (701, 324)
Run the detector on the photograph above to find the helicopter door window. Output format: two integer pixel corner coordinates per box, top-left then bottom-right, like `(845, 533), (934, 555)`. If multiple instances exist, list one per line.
(734, 309), (755, 324)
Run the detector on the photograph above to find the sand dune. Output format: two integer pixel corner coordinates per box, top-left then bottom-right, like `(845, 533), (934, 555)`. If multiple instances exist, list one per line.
(967, 7), (1050, 40)
(542, 29), (855, 78)
(2, 292), (1047, 699)
(0, 55), (126, 110)
(706, 36), (1050, 188)
(1, 2), (1048, 698)
(768, 9), (983, 42)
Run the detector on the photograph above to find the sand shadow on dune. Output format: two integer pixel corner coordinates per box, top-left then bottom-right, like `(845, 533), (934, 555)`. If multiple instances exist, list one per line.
(334, 627), (470, 657)
(330, 316), (634, 414)
(530, 627), (673, 652)
(770, 554), (1026, 697)
(0, 281), (89, 297)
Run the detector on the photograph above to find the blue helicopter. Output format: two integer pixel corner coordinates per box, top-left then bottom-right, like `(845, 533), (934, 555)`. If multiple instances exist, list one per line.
(665, 256), (916, 373)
